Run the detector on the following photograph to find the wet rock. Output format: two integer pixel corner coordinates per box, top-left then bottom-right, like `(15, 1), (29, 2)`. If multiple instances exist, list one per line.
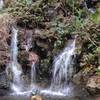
(29, 52), (39, 63)
(18, 29), (33, 51)
(86, 75), (100, 95)
(0, 89), (9, 96)
(21, 75), (30, 86)
(31, 89), (39, 96)
(31, 95), (42, 100)
(73, 72), (84, 85)
(73, 66), (95, 85)
(0, 71), (10, 89)
(18, 50), (29, 66)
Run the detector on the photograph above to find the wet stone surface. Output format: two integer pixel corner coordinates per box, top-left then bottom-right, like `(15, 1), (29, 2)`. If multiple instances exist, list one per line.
(0, 82), (100, 100)
(0, 95), (100, 100)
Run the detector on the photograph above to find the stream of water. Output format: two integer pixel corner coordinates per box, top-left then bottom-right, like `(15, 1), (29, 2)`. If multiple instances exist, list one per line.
(0, 0), (4, 9)
(41, 39), (76, 96)
(51, 39), (76, 89)
(31, 62), (36, 85)
(6, 26), (37, 95)
(9, 27), (23, 93)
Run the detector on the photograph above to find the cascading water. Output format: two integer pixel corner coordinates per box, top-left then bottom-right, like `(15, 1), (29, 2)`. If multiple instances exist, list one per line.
(24, 32), (36, 85)
(51, 39), (76, 90)
(7, 27), (23, 93)
(41, 39), (76, 96)
(0, 0), (4, 9)
(31, 62), (36, 85)
(6, 27), (37, 94)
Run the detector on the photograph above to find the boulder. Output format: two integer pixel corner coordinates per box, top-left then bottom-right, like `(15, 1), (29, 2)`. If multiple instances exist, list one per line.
(86, 75), (100, 95)
(31, 95), (42, 100)
(73, 72), (85, 85)
(73, 66), (94, 85)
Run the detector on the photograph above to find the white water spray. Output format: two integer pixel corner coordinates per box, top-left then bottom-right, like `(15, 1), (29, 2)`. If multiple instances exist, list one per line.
(51, 39), (76, 90)
(41, 39), (76, 96)
(7, 27), (23, 93)
(51, 40), (75, 90)
(31, 62), (36, 85)
(0, 0), (4, 9)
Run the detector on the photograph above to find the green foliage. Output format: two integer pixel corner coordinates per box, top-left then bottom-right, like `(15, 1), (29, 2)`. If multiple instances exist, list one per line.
(95, 47), (100, 53)
(39, 57), (52, 79)
(50, 19), (68, 48)
(87, 53), (96, 63)
(74, 9), (88, 30)
(0, 0), (99, 79)
(96, 67), (100, 75)
(6, 0), (45, 27)
(90, 8), (100, 24)
(17, 0), (32, 5)
(63, 0), (80, 10)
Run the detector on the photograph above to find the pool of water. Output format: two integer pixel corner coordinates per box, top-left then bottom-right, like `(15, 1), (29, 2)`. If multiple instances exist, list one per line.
(0, 95), (99, 100)
(0, 95), (29, 100)
(0, 83), (99, 100)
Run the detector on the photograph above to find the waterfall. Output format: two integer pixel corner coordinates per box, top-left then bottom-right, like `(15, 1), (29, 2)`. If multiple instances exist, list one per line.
(41, 39), (76, 96)
(31, 62), (36, 85)
(0, 0), (4, 9)
(50, 39), (76, 90)
(7, 27), (23, 93)
(11, 27), (18, 63)
(6, 27), (38, 94)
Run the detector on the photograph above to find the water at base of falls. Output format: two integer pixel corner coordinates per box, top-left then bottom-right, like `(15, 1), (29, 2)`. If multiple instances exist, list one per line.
(41, 39), (76, 96)
(41, 85), (73, 97)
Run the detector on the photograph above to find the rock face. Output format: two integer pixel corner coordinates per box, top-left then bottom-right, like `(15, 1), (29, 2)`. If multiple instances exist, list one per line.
(73, 66), (94, 85)
(0, 71), (10, 89)
(29, 52), (39, 63)
(86, 75), (100, 95)
(0, 13), (13, 69)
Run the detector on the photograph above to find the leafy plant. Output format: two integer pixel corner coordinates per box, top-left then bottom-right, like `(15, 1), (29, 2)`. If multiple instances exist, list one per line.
(90, 8), (100, 24)
(17, 0), (32, 5)
(95, 47), (100, 53)
(96, 67), (100, 75)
